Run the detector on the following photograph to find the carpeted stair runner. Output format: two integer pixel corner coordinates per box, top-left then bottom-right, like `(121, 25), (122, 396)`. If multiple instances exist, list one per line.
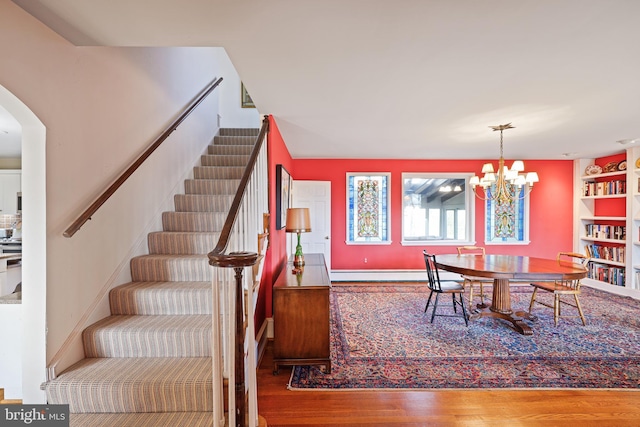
(45, 128), (258, 426)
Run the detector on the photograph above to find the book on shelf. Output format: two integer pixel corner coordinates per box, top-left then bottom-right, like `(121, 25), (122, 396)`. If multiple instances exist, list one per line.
(585, 224), (625, 240)
(584, 244), (625, 262)
(587, 262), (625, 286)
(582, 180), (626, 197)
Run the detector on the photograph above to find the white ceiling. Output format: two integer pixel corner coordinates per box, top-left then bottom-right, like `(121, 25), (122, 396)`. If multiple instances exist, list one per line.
(9, 0), (640, 160)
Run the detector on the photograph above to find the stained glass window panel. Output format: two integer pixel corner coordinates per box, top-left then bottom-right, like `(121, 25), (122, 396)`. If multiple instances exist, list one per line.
(347, 174), (390, 243)
(485, 184), (528, 243)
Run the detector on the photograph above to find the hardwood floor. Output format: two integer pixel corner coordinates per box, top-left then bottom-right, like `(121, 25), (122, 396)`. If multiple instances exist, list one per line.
(257, 342), (640, 426)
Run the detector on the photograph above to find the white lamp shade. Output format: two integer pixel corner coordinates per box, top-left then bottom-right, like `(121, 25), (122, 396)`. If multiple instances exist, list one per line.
(470, 176), (480, 186)
(525, 172), (539, 184)
(484, 172), (496, 182)
(505, 169), (518, 181)
(481, 163), (494, 174)
(511, 160), (525, 172)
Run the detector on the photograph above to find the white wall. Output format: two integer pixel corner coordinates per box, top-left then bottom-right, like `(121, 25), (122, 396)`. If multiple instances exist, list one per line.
(0, 1), (228, 401)
(218, 50), (261, 128)
(0, 303), (22, 399)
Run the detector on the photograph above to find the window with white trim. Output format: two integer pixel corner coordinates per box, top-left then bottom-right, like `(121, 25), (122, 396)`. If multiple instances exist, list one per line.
(402, 173), (474, 244)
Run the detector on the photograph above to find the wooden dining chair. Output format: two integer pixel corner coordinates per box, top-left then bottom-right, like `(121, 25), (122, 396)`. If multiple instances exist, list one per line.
(423, 251), (468, 326)
(528, 252), (588, 326)
(456, 246), (492, 306)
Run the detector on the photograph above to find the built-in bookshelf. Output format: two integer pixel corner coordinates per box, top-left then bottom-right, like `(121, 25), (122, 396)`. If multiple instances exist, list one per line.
(575, 148), (640, 291)
(576, 153), (628, 288)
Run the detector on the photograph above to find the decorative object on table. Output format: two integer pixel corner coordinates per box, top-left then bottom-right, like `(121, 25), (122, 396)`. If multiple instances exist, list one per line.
(288, 284), (640, 390)
(469, 123), (539, 204)
(584, 164), (602, 175)
(286, 207), (311, 267)
(603, 161), (619, 173)
(275, 165), (291, 230)
(294, 266), (304, 285)
(617, 160), (627, 171)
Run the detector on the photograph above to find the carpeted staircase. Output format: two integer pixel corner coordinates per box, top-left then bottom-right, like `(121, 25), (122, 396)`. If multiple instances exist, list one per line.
(45, 128), (259, 426)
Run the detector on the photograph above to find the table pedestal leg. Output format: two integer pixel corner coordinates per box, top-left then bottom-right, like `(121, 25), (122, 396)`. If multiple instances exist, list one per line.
(470, 278), (533, 335)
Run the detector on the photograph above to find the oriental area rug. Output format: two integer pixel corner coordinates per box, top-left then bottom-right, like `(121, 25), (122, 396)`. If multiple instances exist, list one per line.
(288, 284), (640, 390)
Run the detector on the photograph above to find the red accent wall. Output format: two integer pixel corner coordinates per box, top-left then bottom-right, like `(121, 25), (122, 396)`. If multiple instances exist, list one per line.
(290, 158), (574, 269)
(260, 116), (293, 320)
(259, 116), (575, 323)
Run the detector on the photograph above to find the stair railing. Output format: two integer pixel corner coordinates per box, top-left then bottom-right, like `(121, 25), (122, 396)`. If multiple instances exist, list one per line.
(209, 115), (269, 427)
(63, 77), (223, 238)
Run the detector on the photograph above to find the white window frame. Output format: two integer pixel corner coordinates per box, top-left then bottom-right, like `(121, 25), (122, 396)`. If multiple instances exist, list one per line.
(401, 172), (476, 246)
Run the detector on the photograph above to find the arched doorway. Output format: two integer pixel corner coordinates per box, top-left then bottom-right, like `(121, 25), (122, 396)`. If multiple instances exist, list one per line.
(0, 84), (47, 403)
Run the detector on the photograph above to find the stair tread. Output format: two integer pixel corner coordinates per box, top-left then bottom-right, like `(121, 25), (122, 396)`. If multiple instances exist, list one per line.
(132, 254), (208, 260)
(83, 315), (212, 357)
(111, 281), (211, 291)
(130, 254), (211, 282)
(174, 194), (234, 213)
(161, 211), (227, 232)
(50, 357), (212, 383)
(148, 231), (220, 236)
(85, 313), (211, 327)
(110, 281), (212, 315)
(70, 412), (215, 427)
(147, 231), (221, 254)
(47, 358), (213, 413)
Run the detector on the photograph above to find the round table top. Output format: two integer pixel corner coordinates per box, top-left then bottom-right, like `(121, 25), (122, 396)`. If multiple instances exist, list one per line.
(435, 254), (588, 281)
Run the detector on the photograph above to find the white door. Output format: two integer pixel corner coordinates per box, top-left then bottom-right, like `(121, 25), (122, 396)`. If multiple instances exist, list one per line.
(291, 180), (331, 272)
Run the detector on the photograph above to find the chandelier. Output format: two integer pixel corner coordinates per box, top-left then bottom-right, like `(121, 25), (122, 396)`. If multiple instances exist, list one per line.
(469, 123), (539, 204)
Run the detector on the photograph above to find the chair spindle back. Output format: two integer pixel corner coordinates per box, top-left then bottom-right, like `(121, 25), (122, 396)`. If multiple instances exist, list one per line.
(556, 251), (588, 290)
(423, 251), (443, 292)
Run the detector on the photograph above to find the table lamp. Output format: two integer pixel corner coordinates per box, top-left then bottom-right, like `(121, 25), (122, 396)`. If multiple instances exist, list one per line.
(286, 207), (311, 267)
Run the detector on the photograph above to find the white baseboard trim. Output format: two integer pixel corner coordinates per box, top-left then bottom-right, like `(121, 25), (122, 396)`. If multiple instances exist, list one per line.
(582, 279), (640, 300)
(255, 318), (269, 367)
(330, 271), (639, 300)
(265, 317), (274, 340)
(330, 269), (459, 282)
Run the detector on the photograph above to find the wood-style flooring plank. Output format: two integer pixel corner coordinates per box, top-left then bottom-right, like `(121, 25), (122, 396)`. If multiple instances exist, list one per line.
(258, 343), (640, 426)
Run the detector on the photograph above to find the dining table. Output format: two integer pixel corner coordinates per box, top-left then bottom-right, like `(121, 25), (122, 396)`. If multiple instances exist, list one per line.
(435, 254), (588, 335)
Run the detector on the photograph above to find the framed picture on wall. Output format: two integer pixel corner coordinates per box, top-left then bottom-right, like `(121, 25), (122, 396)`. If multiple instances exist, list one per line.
(241, 82), (255, 108)
(276, 164), (291, 229)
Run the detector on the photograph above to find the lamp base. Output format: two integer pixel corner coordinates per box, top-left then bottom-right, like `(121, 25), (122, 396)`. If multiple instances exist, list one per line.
(293, 254), (305, 267)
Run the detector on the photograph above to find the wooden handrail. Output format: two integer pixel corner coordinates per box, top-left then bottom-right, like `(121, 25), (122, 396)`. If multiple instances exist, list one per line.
(208, 115), (269, 264)
(63, 77), (224, 238)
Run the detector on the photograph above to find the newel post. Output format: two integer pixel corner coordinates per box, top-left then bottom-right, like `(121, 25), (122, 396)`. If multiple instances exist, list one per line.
(209, 251), (259, 427)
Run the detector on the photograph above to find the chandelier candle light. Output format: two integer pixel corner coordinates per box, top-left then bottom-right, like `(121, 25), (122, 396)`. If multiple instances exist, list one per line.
(470, 123), (539, 204)
(286, 207), (311, 267)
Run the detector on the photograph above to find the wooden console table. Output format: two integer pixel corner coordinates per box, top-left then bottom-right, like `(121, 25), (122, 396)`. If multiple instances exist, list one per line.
(273, 253), (331, 374)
